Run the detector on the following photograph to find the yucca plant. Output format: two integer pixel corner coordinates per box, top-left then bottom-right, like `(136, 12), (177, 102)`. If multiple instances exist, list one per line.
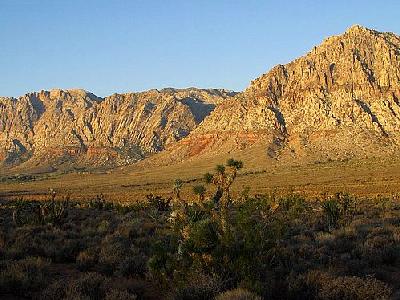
(335, 192), (356, 225)
(38, 192), (69, 225)
(322, 199), (340, 231)
(173, 179), (183, 201)
(147, 194), (171, 211)
(203, 158), (244, 208)
(89, 194), (109, 209)
(193, 185), (206, 202)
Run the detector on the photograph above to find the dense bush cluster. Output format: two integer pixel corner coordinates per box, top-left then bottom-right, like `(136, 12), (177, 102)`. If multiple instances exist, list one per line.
(0, 159), (399, 299)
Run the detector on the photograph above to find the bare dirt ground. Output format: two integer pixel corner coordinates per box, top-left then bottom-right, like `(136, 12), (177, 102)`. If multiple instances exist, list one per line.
(1, 148), (400, 202)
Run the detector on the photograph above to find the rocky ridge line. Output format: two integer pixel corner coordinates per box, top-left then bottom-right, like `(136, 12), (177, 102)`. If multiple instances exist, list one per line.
(0, 88), (235, 172)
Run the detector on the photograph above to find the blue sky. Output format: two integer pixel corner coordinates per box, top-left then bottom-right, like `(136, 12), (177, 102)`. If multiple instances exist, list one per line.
(1, 0), (399, 97)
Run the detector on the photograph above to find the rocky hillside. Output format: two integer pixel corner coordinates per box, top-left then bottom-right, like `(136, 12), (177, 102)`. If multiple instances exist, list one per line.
(159, 25), (400, 164)
(3, 25), (400, 173)
(0, 88), (234, 171)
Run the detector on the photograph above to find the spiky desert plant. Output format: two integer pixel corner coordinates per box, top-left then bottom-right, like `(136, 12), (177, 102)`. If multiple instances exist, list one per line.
(226, 158), (244, 170)
(215, 164), (225, 175)
(335, 192), (356, 225)
(224, 158), (244, 202)
(322, 199), (340, 231)
(173, 179), (184, 201)
(170, 179), (188, 225)
(203, 159), (244, 208)
(38, 192), (69, 225)
(147, 194), (171, 211)
(204, 173), (213, 184)
(200, 159), (244, 233)
(89, 194), (109, 209)
(193, 185), (206, 202)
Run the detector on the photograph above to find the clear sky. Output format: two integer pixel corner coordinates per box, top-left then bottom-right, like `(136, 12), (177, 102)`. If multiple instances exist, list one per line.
(1, 0), (399, 97)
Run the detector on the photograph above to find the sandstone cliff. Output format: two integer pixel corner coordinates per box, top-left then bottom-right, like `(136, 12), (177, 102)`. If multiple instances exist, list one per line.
(157, 25), (400, 164)
(0, 88), (234, 171)
(3, 25), (400, 173)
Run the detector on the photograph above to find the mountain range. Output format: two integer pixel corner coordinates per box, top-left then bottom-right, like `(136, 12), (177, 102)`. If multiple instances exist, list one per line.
(2, 25), (400, 174)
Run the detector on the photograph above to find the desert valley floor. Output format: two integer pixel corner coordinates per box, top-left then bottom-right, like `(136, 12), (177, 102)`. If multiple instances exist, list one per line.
(2, 152), (400, 202)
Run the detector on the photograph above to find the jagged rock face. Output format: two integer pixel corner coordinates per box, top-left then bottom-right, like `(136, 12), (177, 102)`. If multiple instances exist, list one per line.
(3, 25), (400, 171)
(0, 88), (234, 170)
(169, 25), (400, 162)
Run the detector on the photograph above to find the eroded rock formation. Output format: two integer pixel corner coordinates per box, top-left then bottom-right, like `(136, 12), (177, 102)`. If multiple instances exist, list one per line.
(2, 25), (400, 172)
(163, 25), (400, 163)
(0, 88), (234, 170)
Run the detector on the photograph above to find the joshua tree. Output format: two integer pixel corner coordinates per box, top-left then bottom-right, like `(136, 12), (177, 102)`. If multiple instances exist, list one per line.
(204, 165), (225, 205)
(170, 178), (187, 224)
(204, 172), (221, 204)
(193, 185), (206, 202)
(224, 158), (244, 201)
(202, 158), (244, 232)
(173, 179), (183, 201)
(38, 190), (69, 225)
(204, 158), (243, 207)
(322, 199), (340, 231)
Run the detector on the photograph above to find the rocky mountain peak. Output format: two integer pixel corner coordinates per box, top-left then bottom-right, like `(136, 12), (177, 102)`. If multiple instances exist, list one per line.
(2, 25), (400, 172)
(156, 25), (400, 164)
(345, 24), (373, 35)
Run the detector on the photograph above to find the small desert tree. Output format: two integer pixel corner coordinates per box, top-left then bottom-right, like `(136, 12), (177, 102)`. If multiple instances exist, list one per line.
(203, 158), (243, 232)
(173, 179), (183, 201)
(193, 185), (206, 202)
(225, 158), (244, 201)
(204, 158), (243, 208)
(170, 179), (188, 225)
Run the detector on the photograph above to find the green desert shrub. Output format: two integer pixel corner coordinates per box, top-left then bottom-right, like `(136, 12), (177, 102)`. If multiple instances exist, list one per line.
(184, 218), (219, 253)
(174, 273), (222, 300)
(0, 256), (50, 296)
(41, 279), (68, 300)
(76, 247), (98, 271)
(278, 194), (307, 213)
(105, 288), (137, 300)
(322, 199), (341, 231)
(317, 275), (392, 300)
(6, 224), (82, 262)
(358, 231), (399, 265)
(97, 219), (111, 233)
(1, 168), (400, 300)
(42, 275), (139, 300)
(10, 197), (70, 227)
(97, 225), (150, 277)
(289, 270), (392, 300)
(215, 288), (262, 300)
(322, 193), (356, 231)
(115, 217), (145, 240)
(64, 272), (108, 299)
(157, 195), (286, 295)
(88, 194), (114, 210)
(98, 235), (131, 274)
(116, 253), (148, 277)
